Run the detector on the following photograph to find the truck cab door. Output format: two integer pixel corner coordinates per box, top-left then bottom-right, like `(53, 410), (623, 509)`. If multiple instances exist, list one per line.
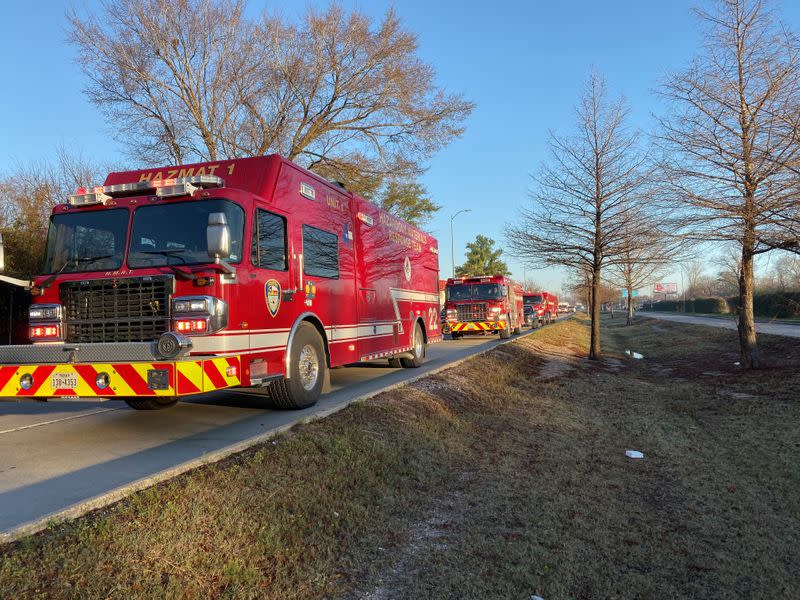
(246, 207), (293, 365)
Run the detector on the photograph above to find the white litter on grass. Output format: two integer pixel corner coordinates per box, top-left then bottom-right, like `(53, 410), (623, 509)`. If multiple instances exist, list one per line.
(734, 361), (741, 366)
(625, 450), (645, 459)
(531, 595), (545, 600)
(625, 350), (644, 359)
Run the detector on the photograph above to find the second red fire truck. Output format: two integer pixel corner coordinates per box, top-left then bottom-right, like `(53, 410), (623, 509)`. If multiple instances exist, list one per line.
(443, 275), (525, 339)
(0, 155), (441, 410)
(523, 291), (559, 328)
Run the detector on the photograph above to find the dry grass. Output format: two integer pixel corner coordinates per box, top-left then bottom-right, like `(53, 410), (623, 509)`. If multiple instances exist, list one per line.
(1, 316), (799, 599)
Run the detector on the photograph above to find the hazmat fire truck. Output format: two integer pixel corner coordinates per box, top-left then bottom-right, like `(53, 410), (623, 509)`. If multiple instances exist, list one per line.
(442, 275), (524, 339)
(0, 155), (441, 410)
(523, 291), (559, 328)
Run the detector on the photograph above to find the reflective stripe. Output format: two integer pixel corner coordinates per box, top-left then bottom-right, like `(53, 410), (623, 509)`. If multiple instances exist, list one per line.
(450, 321), (506, 332)
(0, 357), (242, 398)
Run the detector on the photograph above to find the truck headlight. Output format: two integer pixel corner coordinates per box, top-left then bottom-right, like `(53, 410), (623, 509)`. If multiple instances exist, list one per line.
(171, 295), (228, 335)
(29, 304), (62, 321)
(173, 298), (209, 313)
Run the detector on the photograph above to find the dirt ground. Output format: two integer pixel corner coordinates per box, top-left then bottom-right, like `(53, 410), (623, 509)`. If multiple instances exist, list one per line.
(1, 316), (798, 599)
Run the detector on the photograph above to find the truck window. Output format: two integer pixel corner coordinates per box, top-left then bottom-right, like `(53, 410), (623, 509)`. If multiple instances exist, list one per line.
(524, 295), (543, 305)
(128, 199), (244, 268)
(472, 284), (502, 300)
(42, 208), (128, 273)
(446, 284), (471, 301)
(251, 209), (287, 270)
(302, 225), (339, 279)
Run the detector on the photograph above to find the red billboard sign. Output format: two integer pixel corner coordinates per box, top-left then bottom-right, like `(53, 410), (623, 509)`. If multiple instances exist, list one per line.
(654, 282), (678, 294)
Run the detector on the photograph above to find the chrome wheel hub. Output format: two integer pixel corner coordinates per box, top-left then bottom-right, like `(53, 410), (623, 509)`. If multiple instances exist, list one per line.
(298, 344), (320, 391)
(413, 328), (423, 357)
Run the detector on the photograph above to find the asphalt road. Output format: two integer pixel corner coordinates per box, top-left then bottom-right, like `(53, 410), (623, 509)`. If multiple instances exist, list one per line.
(0, 328), (537, 540)
(642, 312), (800, 338)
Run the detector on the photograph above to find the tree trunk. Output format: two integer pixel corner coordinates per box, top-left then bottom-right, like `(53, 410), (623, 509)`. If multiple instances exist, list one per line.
(626, 287), (634, 325)
(738, 237), (760, 368)
(589, 267), (602, 360)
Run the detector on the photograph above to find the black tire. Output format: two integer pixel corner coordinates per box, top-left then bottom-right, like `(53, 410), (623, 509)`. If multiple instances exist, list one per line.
(267, 322), (326, 409)
(450, 332), (462, 340)
(400, 322), (426, 368)
(388, 357), (402, 368)
(499, 315), (511, 339)
(123, 397), (179, 410)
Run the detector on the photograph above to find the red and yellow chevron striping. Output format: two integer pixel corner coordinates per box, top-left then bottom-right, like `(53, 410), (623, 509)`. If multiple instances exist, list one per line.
(0, 357), (241, 398)
(449, 321), (507, 332)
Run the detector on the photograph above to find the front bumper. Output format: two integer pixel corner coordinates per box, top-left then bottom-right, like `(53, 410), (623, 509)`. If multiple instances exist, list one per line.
(448, 321), (507, 333)
(0, 355), (241, 398)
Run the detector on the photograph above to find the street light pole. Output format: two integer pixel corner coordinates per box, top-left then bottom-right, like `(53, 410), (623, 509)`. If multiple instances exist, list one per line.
(450, 209), (472, 278)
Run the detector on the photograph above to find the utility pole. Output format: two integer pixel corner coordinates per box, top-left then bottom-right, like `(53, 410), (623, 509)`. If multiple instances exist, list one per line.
(450, 209), (471, 278)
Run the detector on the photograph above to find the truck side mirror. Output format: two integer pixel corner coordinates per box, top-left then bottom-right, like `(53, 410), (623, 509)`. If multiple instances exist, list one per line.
(0, 232), (5, 273)
(207, 212), (231, 260)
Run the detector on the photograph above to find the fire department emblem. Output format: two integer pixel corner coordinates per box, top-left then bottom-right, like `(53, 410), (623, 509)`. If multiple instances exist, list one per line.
(404, 256), (412, 282)
(265, 279), (281, 317)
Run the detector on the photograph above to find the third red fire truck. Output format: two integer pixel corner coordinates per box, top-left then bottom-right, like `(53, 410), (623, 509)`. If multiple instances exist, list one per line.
(0, 155), (441, 410)
(523, 291), (559, 328)
(443, 275), (524, 339)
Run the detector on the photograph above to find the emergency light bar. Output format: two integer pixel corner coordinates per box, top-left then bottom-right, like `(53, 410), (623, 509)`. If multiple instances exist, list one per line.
(67, 175), (225, 206)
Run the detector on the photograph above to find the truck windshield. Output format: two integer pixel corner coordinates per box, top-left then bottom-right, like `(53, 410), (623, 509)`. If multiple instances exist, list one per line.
(472, 283), (502, 300)
(524, 295), (543, 305)
(446, 283), (503, 301)
(128, 199), (245, 268)
(42, 209), (128, 273)
(446, 284), (472, 301)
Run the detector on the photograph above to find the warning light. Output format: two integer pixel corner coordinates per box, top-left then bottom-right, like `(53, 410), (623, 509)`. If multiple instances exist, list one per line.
(174, 318), (208, 334)
(30, 325), (61, 340)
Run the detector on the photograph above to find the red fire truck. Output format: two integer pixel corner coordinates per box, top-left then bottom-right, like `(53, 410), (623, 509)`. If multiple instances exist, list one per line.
(0, 155), (441, 410)
(443, 275), (524, 339)
(523, 291), (559, 328)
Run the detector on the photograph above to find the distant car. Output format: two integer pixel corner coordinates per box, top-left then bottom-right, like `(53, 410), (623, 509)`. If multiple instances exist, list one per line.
(523, 305), (538, 328)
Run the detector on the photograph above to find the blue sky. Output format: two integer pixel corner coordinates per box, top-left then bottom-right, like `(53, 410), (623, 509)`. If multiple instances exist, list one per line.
(2, 1), (799, 294)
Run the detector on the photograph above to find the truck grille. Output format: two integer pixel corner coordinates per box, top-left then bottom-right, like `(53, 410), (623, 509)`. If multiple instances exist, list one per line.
(61, 276), (173, 343)
(456, 302), (487, 321)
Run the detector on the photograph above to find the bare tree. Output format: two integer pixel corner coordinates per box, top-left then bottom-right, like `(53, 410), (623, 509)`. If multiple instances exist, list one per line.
(506, 71), (651, 359)
(68, 0), (473, 207)
(657, 0), (800, 368)
(771, 253), (800, 290)
(0, 149), (104, 277)
(610, 216), (681, 324)
(682, 259), (707, 299)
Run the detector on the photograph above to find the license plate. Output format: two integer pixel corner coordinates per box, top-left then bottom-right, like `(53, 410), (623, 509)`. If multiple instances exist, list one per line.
(51, 372), (78, 390)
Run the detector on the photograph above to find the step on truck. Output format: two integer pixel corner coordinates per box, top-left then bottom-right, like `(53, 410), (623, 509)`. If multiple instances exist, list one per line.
(443, 275), (524, 339)
(0, 155), (441, 410)
(523, 291), (559, 328)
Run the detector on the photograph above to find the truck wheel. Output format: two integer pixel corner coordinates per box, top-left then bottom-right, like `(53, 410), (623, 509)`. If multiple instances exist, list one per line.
(388, 357), (402, 368)
(400, 322), (426, 368)
(499, 316), (511, 339)
(123, 397), (179, 410)
(268, 323), (326, 409)
(450, 332), (462, 340)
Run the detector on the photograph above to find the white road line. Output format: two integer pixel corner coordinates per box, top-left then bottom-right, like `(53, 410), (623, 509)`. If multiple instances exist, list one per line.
(0, 408), (121, 436)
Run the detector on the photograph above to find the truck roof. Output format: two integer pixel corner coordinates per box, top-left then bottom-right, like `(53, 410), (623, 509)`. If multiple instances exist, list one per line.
(445, 275), (512, 285)
(98, 154), (436, 249)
